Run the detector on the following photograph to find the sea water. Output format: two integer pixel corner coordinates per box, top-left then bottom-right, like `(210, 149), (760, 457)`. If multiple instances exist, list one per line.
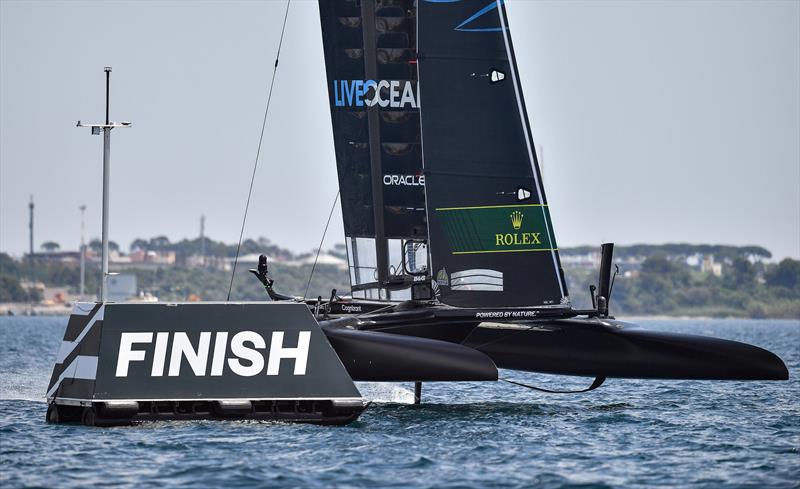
(0, 317), (797, 488)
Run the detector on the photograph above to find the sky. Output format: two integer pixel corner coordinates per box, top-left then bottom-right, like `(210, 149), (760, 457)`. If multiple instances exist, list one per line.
(1, 0), (798, 260)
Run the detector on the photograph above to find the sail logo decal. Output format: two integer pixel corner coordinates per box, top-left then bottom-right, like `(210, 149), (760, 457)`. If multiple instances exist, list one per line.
(490, 69), (506, 83)
(115, 331), (310, 378)
(436, 268), (449, 286)
(435, 204), (556, 255)
(510, 211), (523, 230)
(384, 174), (425, 186)
(497, 211), (540, 246)
(333, 80), (418, 108)
(425, 0), (507, 33)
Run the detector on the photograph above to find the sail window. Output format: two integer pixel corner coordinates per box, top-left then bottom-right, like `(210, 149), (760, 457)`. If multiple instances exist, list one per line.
(388, 239), (404, 276)
(404, 241), (428, 275)
(347, 237), (379, 286)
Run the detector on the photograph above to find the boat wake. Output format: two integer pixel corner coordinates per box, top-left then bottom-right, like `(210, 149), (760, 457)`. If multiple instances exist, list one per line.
(355, 382), (415, 404)
(0, 370), (48, 403)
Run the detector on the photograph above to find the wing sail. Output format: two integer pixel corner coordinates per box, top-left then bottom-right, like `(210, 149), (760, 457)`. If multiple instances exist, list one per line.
(319, 0), (429, 300)
(418, 0), (569, 308)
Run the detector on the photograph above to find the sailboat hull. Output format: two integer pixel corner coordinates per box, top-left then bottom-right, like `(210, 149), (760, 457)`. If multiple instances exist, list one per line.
(462, 318), (789, 380)
(323, 324), (498, 382)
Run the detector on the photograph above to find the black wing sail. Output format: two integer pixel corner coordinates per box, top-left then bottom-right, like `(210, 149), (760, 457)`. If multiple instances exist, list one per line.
(418, 0), (569, 308)
(319, 0), (429, 301)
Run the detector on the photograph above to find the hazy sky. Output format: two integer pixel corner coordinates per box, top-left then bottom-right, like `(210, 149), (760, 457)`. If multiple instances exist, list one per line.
(2, 0), (798, 260)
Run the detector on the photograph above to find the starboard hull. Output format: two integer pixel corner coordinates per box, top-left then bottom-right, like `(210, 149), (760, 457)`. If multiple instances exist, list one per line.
(462, 318), (789, 381)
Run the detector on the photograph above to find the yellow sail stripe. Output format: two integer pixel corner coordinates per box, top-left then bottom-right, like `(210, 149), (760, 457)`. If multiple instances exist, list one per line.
(452, 248), (558, 255)
(435, 204), (548, 211)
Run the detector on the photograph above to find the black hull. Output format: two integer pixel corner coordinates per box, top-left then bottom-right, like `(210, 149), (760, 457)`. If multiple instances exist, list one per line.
(463, 318), (789, 381)
(319, 305), (788, 382)
(323, 324), (498, 382)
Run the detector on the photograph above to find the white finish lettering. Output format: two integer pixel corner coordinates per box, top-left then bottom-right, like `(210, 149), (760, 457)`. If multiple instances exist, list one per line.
(168, 332), (211, 376)
(150, 332), (169, 376)
(267, 331), (311, 376)
(227, 331), (266, 377)
(115, 332), (153, 377)
(210, 331), (228, 376)
(115, 329), (315, 378)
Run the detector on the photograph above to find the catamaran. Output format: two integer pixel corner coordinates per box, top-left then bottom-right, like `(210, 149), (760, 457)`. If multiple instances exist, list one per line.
(257, 0), (788, 384)
(45, 0), (787, 427)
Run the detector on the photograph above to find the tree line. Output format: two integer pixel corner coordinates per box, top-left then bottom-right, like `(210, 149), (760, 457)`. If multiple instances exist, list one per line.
(2, 240), (798, 318)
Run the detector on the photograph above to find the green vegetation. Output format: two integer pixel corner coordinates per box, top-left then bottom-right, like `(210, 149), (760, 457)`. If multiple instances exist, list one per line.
(2, 240), (798, 318)
(128, 236), (296, 261)
(565, 255), (800, 318)
(40, 241), (60, 252)
(129, 263), (349, 302)
(0, 254), (42, 302)
(0, 254), (347, 303)
(562, 243), (772, 262)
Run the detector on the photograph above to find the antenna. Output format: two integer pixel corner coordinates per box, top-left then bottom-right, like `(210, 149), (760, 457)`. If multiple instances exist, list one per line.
(200, 214), (206, 266)
(79, 205), (86, 300)
(76, 67), (132, 302)
(28, 195), (34, 265)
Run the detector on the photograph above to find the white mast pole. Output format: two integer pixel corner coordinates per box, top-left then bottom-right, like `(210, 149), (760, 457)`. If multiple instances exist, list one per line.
(76, 66), (131, 303)
(101, 67), (112, 302)
(79, 205), (86, 299)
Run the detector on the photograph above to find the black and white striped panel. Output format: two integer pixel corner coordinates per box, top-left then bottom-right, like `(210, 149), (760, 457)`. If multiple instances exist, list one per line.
(46, 302), (104, 400)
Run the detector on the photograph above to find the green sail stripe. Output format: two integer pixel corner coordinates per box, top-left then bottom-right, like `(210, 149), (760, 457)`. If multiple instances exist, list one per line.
(437, 205), (555, 255)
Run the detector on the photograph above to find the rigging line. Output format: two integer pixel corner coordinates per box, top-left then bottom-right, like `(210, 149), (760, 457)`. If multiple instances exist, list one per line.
(501, 376), (606, 394)
(227, 0), (292, 302)
(608, 264), (620, 305)
(353, 303), (398, 317)
(303, 190), (340, 301)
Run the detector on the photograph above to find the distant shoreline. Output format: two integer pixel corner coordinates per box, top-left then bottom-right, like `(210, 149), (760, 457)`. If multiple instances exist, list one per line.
(623, 315), (799, 321)
(0, 303), (72, 317)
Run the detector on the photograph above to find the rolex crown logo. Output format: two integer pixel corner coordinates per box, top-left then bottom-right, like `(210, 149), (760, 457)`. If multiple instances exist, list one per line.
(510, 210), (524, 230)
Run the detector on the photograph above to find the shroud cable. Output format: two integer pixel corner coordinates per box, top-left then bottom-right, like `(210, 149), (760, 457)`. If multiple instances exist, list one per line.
(303, 190), (340, 301)
(227, 0), (292, 301)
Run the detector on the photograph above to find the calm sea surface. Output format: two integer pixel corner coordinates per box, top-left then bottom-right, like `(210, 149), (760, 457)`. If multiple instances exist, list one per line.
(0, 316), (797, 488)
